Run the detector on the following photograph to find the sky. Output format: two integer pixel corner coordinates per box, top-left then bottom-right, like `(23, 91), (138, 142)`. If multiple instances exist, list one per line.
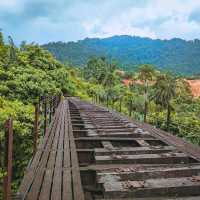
(1, 0), (200, 44)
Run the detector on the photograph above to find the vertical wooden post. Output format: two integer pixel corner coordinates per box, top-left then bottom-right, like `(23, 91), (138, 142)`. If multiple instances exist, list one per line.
(33, 104), (39, 155)
(0, 136), (2, 170)
(59, 94), (61, 104)
(44, 97), (47, 136)
(0, 133), (2, 198)
(56, 96), (59, 108)
(38, 96), (41, 111)
(52, 96), (56, 115)
(3, 118), (13, 200)
(119, 98), (122, 112)
(49, 97), (52, 124)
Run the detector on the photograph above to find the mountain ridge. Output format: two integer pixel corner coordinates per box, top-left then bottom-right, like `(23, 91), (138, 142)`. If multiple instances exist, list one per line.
(42, 35), (200, 75)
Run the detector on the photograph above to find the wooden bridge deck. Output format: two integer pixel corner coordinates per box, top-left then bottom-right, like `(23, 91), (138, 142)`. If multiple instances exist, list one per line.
(17, 98), (200, 200)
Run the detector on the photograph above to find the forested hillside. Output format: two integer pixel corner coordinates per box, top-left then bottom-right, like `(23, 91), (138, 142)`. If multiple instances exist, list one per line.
(43, 35), (200, 75)
(0, 32), (91, 197)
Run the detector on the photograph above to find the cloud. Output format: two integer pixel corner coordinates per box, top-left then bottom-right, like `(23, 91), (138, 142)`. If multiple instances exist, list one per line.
(0, 0), (200, 44)
(189, 8), (200, 23)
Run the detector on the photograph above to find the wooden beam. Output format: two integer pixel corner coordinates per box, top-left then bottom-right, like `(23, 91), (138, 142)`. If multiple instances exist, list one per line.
(3, 118), (13, 200)
(33, 104), (39, 155)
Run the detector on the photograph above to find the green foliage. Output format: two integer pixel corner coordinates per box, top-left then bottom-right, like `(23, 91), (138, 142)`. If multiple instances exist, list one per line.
(83, 56), (200, 146)
(1, 30), (200, 198)
(83, 57), (119, 86)
(138, 64), (156, 122)
(0, 43), (77, 103)
(153, 74), (176, 107)
(43, 35), (200, 75)
(0, 97), (34, 189)
(138, 64), (155, 82)
(0, 31), (90, 195)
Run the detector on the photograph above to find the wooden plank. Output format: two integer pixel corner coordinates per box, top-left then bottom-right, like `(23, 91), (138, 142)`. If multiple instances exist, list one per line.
(63, 105), (73, 200)
(95, 153), (191, 164)
(18, 104), (62, 197)
(39, 115), (61, 200)
(26, 169), (45, 200)
(67, 100), (85, 200)
(26, 141), (57, 199)
(38, 169), (54, 200)
(75, 137), (160, 141)
(51, 164), (62, 200)
(93, 132), (153, 138)
(63, 101), (71, 169)
(97, 165), (200, 182)
(103, 176), (200, 198)
(20, 103), (64, 199)
(94, 146), (175, 156)
(51, 106), (65, 200)
(63, 169), (72, 200)
(97, 197), (200, 200)
(136, 139), (151, 147)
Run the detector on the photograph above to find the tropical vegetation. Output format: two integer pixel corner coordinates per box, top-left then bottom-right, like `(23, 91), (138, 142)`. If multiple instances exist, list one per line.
(1, 31), (200, 198)
(0, 31), (90, 197)
(43, 35), (200, 75)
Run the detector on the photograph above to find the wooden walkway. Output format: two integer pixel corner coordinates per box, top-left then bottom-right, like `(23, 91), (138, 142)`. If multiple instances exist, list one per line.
(17, 100), (84, 200)
(17, 98), (200, 199)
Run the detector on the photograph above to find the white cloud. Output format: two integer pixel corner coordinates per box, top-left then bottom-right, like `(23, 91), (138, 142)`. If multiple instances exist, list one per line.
(0, 0), (26, 12)
(81, 0), (200, 40)
(1, 0), (200, 43)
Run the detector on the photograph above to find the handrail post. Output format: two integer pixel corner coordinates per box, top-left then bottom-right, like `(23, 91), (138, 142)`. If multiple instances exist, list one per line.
(33, 104), (39, 155)
(49, 97), (52, 124)
(3, 118), (13, 200)
(56, 96), (59, 108)
(52, 96), (56, 114)
(44, 96), (47, 136)
(0, 132), (2, 199)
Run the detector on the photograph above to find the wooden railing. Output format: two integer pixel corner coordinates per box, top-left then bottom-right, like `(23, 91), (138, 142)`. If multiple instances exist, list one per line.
(0, 94), (61, 200)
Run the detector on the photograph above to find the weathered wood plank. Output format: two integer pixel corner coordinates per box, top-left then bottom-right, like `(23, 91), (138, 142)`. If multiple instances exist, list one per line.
(97, 165), (200, 182)
(94, 146), (176, 156)
(39, 113), (63, 200)
(67, 100), (85, 200)
(63, 169), (72, 200)
(103, 176), (200, 198)
(95, 153), (192, 164)
(18, 103), (62, 198)
(51, 106), (65, 200)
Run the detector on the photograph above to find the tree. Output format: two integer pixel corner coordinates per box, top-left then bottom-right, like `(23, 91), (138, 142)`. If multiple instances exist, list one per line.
(114, 84), (126, 112)
(153, 73), (176, 131)
(138, 64), (155, 122)
(83, 57), (108, 84)
(0, 31), (8, 67)
(0, 30), (4, 46)
(3, 36), (17, 70)
(124, 91), (134, 117)
(8, 36), (17, 62)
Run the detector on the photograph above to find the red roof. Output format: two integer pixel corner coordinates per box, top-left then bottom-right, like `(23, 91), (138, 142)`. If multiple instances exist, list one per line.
(186, 80), (200, 98)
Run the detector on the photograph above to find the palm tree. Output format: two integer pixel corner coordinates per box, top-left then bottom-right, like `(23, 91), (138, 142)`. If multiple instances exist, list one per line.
(113, 84), (126, 112)
(153, 74), (176, 131)
(95, 85), (104, 104)
(8, 36), (17, 62)
(0, 30), (3, 46)
(138, 64), (155, 122)
(125, 91), (134, 117)
(102, 61), (119, 107)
